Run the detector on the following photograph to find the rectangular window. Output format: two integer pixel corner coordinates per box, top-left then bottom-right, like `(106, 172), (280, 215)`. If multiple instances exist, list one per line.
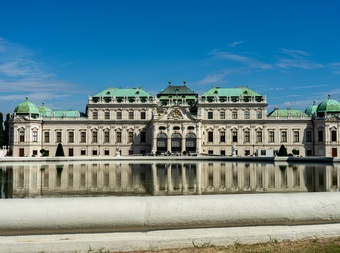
(104, 132), (110, 143)
(208, 111), (213, 119)
(92, 111), (98, 120)
(293, 131), (299, 142)
(220, 132), (225, 142)
(208, 132), (213, 142)
(19, 131), (25, 142)
(232, 131), (238, 142)
(92, 150), (98, 156)
(116, 132), (122, 143)
(105, 111), (110, 120)
(141, 111), (146, 119)
(104, 150), (110, 156)
(257, 131), (262, 142)
(32, 131), (38, 142)
(306, 131), (312, 142)
(220, 111), (225, 119)
(244, 111), (250, 119)
(44, 132), (50, 143)
(92, 131), (98, 143)
(318, 131), (323, 142)
(56, 132), (62, 143)
(128, 132), (133, 143)
(281, 131), (287, 142)
(257, 111), (262, 119)
(232, 111), (238, 119)
(244, 131), (250, 142)
(331, 130), (337, 142)
(269, 131), (275, 142)
(117, 111), (122, 119)
(81, 150), (86, 156)
(68, 132), (74, 143)
(140, 132), (146, 143)
(80, 132), (86, 143)
(129, 111), (134, 119)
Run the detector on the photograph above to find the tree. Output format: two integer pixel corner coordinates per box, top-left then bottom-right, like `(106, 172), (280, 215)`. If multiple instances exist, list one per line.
(55, 143), (65, 156)
(278, 144), (288, 156)
(0, 112), (3, 147)
(3, 113), (10, 147)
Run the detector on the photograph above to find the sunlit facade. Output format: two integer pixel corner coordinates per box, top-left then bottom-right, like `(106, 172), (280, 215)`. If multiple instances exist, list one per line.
(8, 83), (340, 157)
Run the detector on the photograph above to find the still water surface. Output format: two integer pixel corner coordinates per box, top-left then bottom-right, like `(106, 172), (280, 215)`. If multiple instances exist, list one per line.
(1, 161), (339, 198)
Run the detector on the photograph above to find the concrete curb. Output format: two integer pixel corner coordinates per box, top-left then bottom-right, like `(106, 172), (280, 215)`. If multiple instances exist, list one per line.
(2, 223), (340, 252)
(1, 193), (340, 236)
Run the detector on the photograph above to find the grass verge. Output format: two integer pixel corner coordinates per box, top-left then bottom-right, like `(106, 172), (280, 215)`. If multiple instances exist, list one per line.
(115, 237), (340, 253)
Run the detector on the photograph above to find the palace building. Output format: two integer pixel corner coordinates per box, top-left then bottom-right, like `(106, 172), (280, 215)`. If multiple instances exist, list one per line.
(8, 83), (340, 157)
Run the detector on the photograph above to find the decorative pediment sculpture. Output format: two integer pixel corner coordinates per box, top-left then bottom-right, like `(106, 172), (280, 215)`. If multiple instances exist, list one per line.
(167, 108), (184, 120)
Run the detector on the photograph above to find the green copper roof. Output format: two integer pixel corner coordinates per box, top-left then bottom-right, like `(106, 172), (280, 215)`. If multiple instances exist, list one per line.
(305, 101), (318, 116)
(316, 95), (340, 113)
(39, 102), (53, 116)
(14, 97), (40, 115)
(94, 87), (152, 97)
(157, 85), (198, 97)
(268, 109), (309, 118)
(52, 110), (83, 118)
(202, 86), (262, 97)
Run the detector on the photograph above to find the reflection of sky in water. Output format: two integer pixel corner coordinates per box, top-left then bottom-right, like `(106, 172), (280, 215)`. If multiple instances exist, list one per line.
(1, 162), (339, 199)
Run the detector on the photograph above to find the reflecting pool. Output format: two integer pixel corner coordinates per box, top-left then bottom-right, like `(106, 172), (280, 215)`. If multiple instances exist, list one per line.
(1, 161), (340, 198)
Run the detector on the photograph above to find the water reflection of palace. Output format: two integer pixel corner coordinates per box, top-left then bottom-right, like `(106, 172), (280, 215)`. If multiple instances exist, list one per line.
(1, 162), (340, 198)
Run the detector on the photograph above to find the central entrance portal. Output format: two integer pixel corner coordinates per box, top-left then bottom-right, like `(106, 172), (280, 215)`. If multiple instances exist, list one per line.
(156, 133), (167, 153)
(171, 133), (182, 153)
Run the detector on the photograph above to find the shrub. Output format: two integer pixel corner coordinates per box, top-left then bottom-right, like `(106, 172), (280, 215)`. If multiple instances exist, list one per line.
(292, 149), (300, 155)
(40, 149), (49, 157)
(278, 145), (288, 156)
(55, 143), (65, 156)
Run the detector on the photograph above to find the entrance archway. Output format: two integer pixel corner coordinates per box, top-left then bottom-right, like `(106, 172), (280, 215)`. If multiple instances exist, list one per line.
(186, 133), (196, 153)
(171, 133), (182, 153)
(157, 133), (167, 153)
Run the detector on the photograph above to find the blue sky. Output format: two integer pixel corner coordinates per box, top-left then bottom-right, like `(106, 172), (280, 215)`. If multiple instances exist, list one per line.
(1, 0), (340, 115)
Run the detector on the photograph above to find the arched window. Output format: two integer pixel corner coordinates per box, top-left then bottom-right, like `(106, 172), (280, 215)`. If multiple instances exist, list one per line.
(157, 133), (167, 152)
(171, 133), (182, 153)
(186, 133), (196, 153)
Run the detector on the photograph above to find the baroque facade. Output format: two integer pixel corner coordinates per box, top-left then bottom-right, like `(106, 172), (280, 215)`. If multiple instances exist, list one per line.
(8, 83), (340, 157)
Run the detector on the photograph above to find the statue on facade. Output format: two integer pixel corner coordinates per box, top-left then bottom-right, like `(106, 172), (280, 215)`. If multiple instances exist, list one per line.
(232, 144), (236, 157)
(115, 147), (120, 157)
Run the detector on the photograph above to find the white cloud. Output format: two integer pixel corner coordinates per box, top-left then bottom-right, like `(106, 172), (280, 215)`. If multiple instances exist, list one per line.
(0, 37), (73, 90)
(209, 50), (273, 70)
(227, 40), (244, 48)
(329, 62), (340, 74)
(279, 48), (312, 57)
(0, 37), (88, 114)
(275, 48), (323, 70)
(263, 87), (284, 91)
(290, 84), (330, 89)
(196, 73), (226, 85)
